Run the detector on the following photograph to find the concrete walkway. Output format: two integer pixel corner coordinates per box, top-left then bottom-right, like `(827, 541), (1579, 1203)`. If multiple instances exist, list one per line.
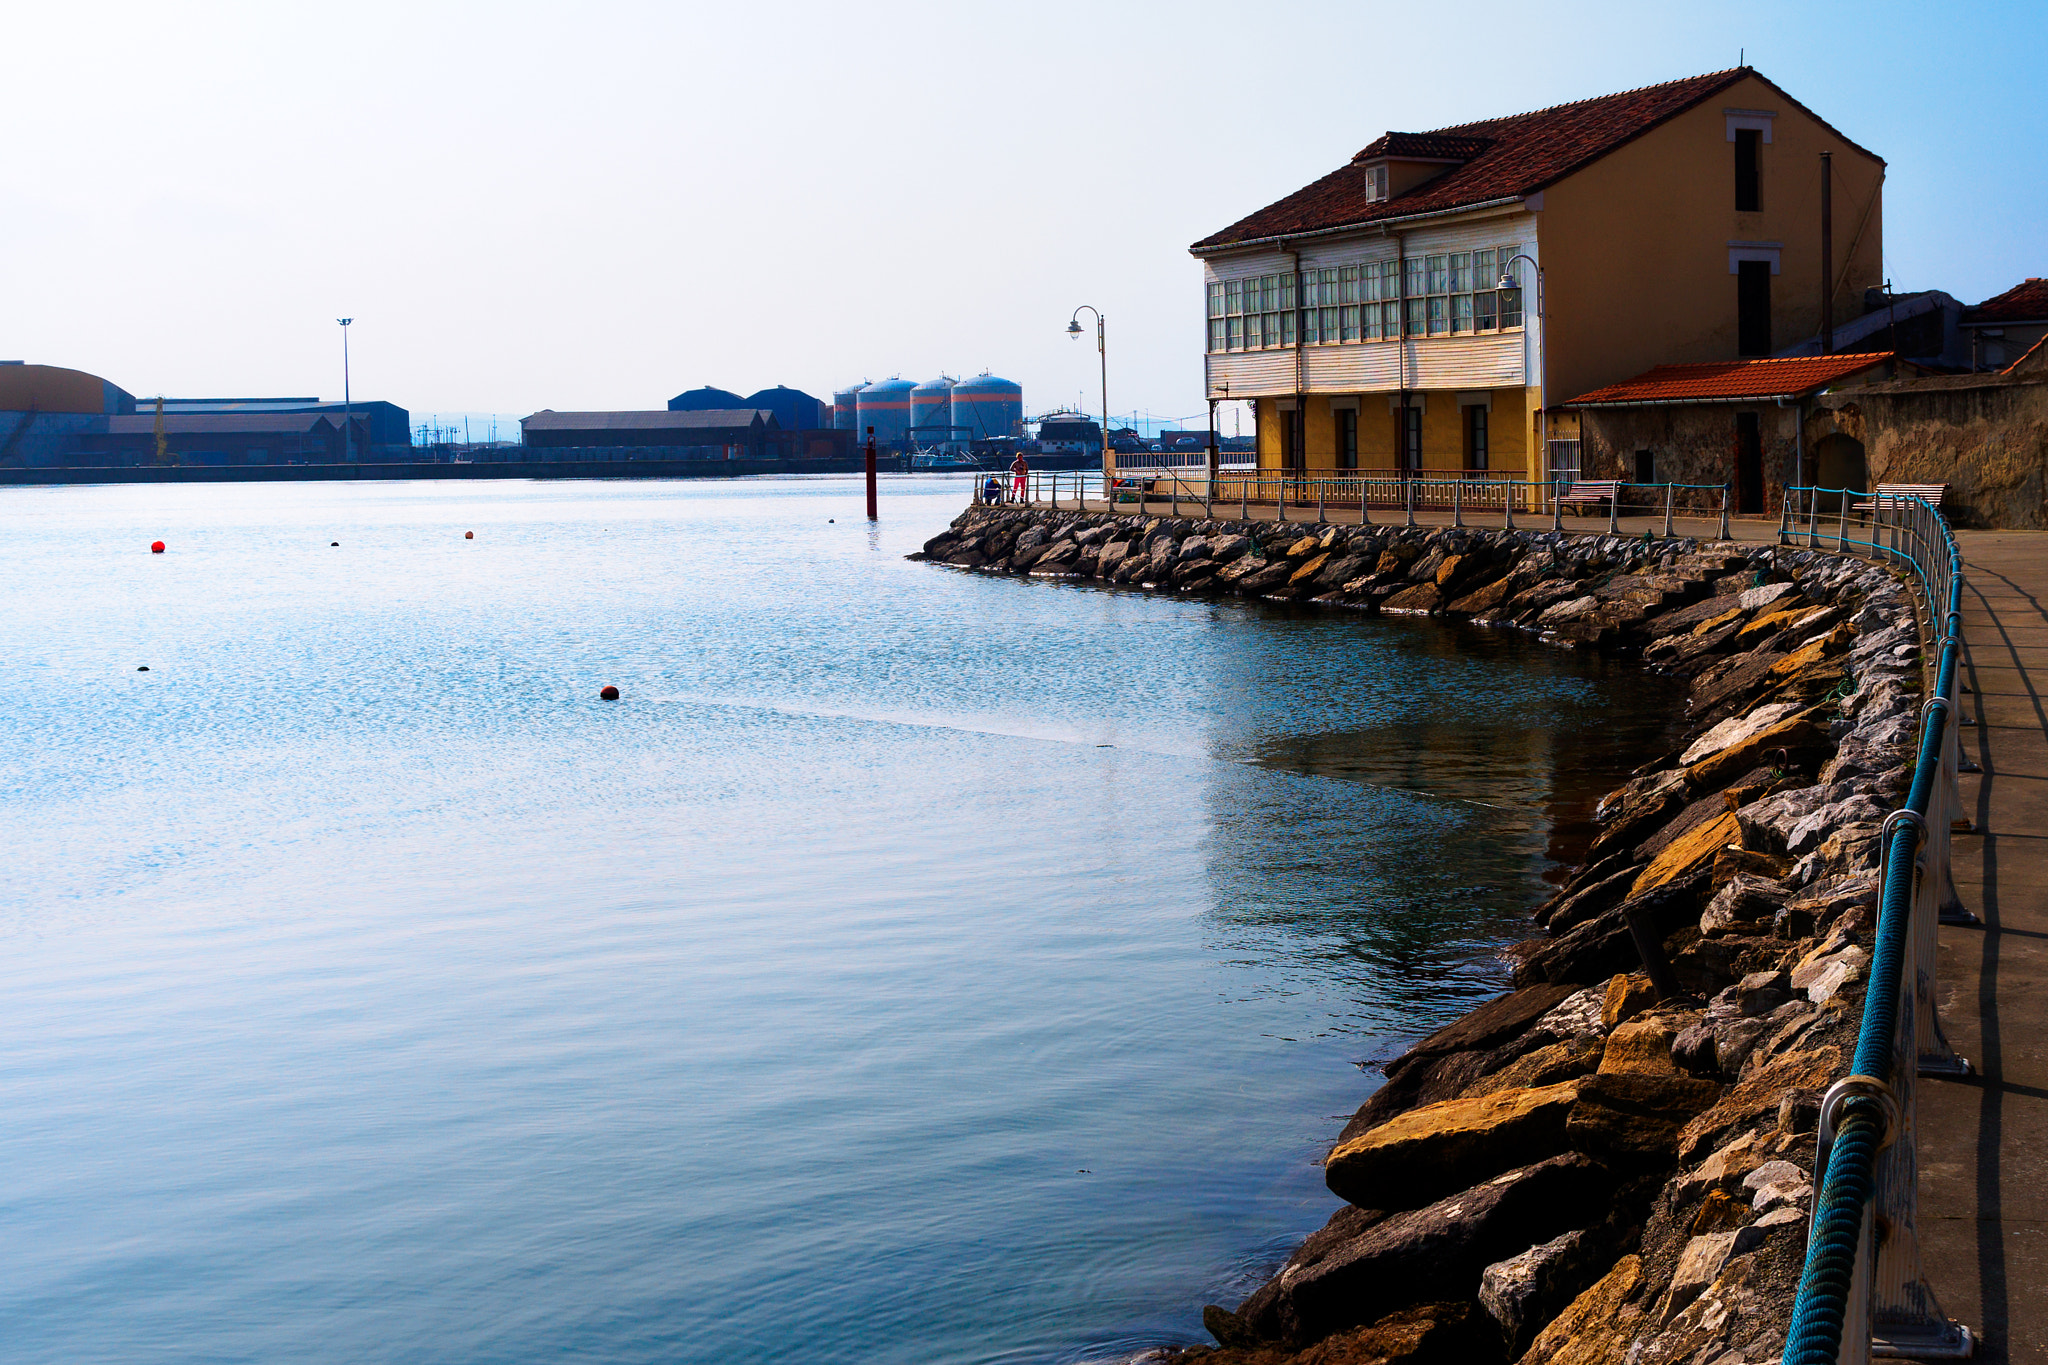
(1920, 531), (2048, 1365)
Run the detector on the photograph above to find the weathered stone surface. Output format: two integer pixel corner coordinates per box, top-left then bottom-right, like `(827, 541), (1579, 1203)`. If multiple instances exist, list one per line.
(1394, 984), (1579, 1067)
(1480, 1229), (1597, 1357)
(1660, 1226), (1763, 1323)
(1449, 575), (1518, 615)
(1602, 972), (1659, 1028)
(1686, 717), (1830, 790)
(1567, 1071), (1722, 1159)
(1632, 811), (1742, 896)
(1254, 1155), (1612, 1346)
(1539, 594), (1600, 624)
(1463, 1037), (1605, 1098)
(1738, 581), (1798, 611)
(1699, 873), (1791, 937)
(1676, 1046), (1841, 1164)
(1539, 867), (1638, 933)
(1791, 944), (1869, 1004)
(1216, 553), (1266, 584)
(1290, 553), (1332, 586)
(1381, 581), (1443, 615)
(1326, 1080), (1583, 1210)
(1517, 1254), (1645, 1365)
(1679, 701), (1803, 765)
(1598, 1017), (1680, 1075)
(1237, 560), (1296, 592)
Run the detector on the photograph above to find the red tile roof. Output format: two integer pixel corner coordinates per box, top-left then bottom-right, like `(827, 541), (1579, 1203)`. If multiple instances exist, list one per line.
(1563, 354), (1894, 406)
(1192, 68), (1880, 253)
(1964, 278), (2048, 325)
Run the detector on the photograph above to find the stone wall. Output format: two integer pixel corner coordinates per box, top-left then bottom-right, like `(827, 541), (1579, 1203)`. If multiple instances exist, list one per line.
(917, 506), (1923, 1364)
(1815, 367), (2048, 529)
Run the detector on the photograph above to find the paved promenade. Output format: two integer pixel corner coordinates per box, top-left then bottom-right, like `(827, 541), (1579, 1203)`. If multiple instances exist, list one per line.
(1922, 531), (2048, 1365)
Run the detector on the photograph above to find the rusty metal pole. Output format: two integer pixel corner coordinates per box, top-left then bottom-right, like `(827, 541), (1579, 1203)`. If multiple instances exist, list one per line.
(865, 428), (878, 521)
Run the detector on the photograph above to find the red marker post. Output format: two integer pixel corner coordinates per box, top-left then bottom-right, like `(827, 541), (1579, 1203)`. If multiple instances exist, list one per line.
(865, 426), (878, 522)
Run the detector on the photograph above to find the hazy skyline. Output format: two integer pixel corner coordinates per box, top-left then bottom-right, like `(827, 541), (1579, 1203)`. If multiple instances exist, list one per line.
(5, 0), (2042, 431)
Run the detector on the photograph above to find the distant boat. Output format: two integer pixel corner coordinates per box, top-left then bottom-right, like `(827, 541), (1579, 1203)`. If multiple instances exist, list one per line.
(910, 448), (980, 471)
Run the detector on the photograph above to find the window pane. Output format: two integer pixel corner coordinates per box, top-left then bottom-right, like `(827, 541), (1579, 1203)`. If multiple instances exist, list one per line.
(1339, 265), (1359, 304)
(1473, 249), (1494, 284)
(1449, 252), (1471, 292)
(1208, 282), (1225, 318)
(1451, 294), (1473, 333)
(1280, 276), (1297, 309)
(1475, 290), (1498, 330)
(1208, 318), (1224, 351)
(1322, 306), (1338, 340)
(1224, 280), (1241, 315)
(1427, 296), (1448, 335)
(1341, 305), (1360, 341)
(1404, 298), (1425, 336)
(1245, 314), (1261, 348)
(1404, 257), (1426, 299)
(1500, 289), (1523, 328)
(1279, 311), (1295, 345)
(1385, 301), (1403, 336)
(1426, 254), (1449, 295)
(1227, 316), (1243, 349)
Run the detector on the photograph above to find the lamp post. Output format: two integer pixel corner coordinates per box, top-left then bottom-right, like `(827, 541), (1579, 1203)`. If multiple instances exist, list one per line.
(1496, 256), (1546, 500)
(337, 318), (354, 463)
(1067, 306), (1108, 499)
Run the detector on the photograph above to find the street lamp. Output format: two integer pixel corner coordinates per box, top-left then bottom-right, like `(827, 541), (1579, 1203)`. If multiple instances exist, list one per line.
(337, 318), (355, 463)
(1495, 256), (1549, 493)
(1068, 306), (1108, 494)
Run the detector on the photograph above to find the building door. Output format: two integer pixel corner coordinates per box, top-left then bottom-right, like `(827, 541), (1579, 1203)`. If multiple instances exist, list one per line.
(1465, 406), (1488, 471)
(1813, 433), (1868, 511)
(1400, 405), (1422, 474)
(1738, 261), (1773, 356)
(1279, 407), (1299, 477)
(1735, 412), (1764, 514)
(1336, 408), (1358, 470)
(1633, 450), (1655, 484)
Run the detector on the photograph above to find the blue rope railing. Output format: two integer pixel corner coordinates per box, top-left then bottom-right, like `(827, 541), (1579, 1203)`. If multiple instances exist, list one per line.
(1781, 488), (1963, 1364)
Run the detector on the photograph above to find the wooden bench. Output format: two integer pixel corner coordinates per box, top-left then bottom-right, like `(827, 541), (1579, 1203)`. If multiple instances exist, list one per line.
(1555, 480), (1623, 513)
(1852, 483), (1948, 512)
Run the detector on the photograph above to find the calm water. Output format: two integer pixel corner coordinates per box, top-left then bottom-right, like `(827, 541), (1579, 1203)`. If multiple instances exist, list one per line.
(0, 476), (1684, 1364)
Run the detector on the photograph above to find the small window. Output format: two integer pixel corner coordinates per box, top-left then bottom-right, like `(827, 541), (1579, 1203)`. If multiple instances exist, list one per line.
(1466, 407), (1488, 471)
(1337, 408), (1358, 470)
(1735, 128), (1761, 211)
(1400, 405), (1423, 472)
(1365, 164), (1389, 202)
(1633, 449), (1656, 484)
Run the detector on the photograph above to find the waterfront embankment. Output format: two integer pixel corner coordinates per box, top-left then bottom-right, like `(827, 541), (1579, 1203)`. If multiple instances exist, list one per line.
(917, 504), (1924, 1363)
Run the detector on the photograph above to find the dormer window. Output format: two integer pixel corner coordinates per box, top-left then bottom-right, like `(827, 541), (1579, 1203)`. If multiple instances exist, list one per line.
(1365, 164), (1389, 202)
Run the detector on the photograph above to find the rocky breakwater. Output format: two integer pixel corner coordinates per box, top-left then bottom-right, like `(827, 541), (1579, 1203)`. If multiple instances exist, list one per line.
(914, 506), (1929, 1364)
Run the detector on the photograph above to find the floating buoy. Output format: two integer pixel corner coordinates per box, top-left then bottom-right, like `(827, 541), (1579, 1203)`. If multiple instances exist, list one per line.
(150, 541), (165, 554)
(828, 518), (834, 523)
(464, 531), (474, 539)
(137, 665), (149, 672)
(331, 541), (340, 547)
(599, 685), (620, 701)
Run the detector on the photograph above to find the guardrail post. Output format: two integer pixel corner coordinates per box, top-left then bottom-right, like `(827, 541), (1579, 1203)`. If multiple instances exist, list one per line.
(1240, 477), (1248, 522)
(1317, 479), (1326, 524)
(1404, 477), (1415, 528)
(1205, 474), (1213, 520)
(1608, 484), (1621, 535)
(1551, 478), (1563, 533)
(1719, 483), (1731, 540)
(1452, 478), (1463, 528)
(1662, 483), (1674, 538)
(1808, 486), (1823, 548)
(1838, 491), (1852, 553)
(1504, 481), (1515, 530)
(1359, 478), (1373, 526)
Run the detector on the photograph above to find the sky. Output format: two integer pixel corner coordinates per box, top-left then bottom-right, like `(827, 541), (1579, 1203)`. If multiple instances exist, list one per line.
(3, 0), (2042, 437)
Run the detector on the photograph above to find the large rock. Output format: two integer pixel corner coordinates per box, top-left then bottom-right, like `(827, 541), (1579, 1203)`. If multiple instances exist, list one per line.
(1679, 701), (1803, 765)
(1326, 1080), (1584, 1210)
(1392, 983), (1579, 1067)
(1381, 581), (1443, 615)
(1566, 1071), (1722, 1160)
(1676, 1045), (1841, 1164)
(1684, 716), (1830, 789)
(1248, 1154), (1612, 1346)
(1518, 1254), (1647, 1365)
(1631, 811), (1742, 897)
(1480, 1229), (1598, 1358)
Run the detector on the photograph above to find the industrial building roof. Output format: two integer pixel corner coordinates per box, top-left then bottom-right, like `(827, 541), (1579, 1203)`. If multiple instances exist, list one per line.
(1191, 67), (1880, 253)
(1562, 353), (1894, 407)
(1964, 278), (2048, 325)
(522, 409), (776, 431)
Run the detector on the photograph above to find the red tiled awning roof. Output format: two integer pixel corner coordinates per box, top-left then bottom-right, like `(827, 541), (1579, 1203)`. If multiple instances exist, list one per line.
(1563, 354), (1894, 407)
(1191, 67), (1881, 253)
(1964, 278), (2048, 325)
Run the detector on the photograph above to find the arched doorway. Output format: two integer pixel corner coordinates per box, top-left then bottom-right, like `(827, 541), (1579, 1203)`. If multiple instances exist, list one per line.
(1813, 433), (1868, 511)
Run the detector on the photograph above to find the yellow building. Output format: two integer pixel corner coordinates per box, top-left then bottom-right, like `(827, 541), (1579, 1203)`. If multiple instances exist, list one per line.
(1190, 67), (1885, 485)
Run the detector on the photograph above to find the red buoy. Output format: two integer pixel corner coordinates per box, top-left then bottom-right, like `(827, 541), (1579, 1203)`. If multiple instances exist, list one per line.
(150, 540), (166, 554)
(600, 685), (620, 701)
(464, 531), (474, 539)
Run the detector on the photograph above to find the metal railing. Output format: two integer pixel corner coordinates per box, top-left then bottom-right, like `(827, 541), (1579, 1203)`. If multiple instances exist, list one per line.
(976, 469), (1740, 538)
(1780, 486), (1974, 1363)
